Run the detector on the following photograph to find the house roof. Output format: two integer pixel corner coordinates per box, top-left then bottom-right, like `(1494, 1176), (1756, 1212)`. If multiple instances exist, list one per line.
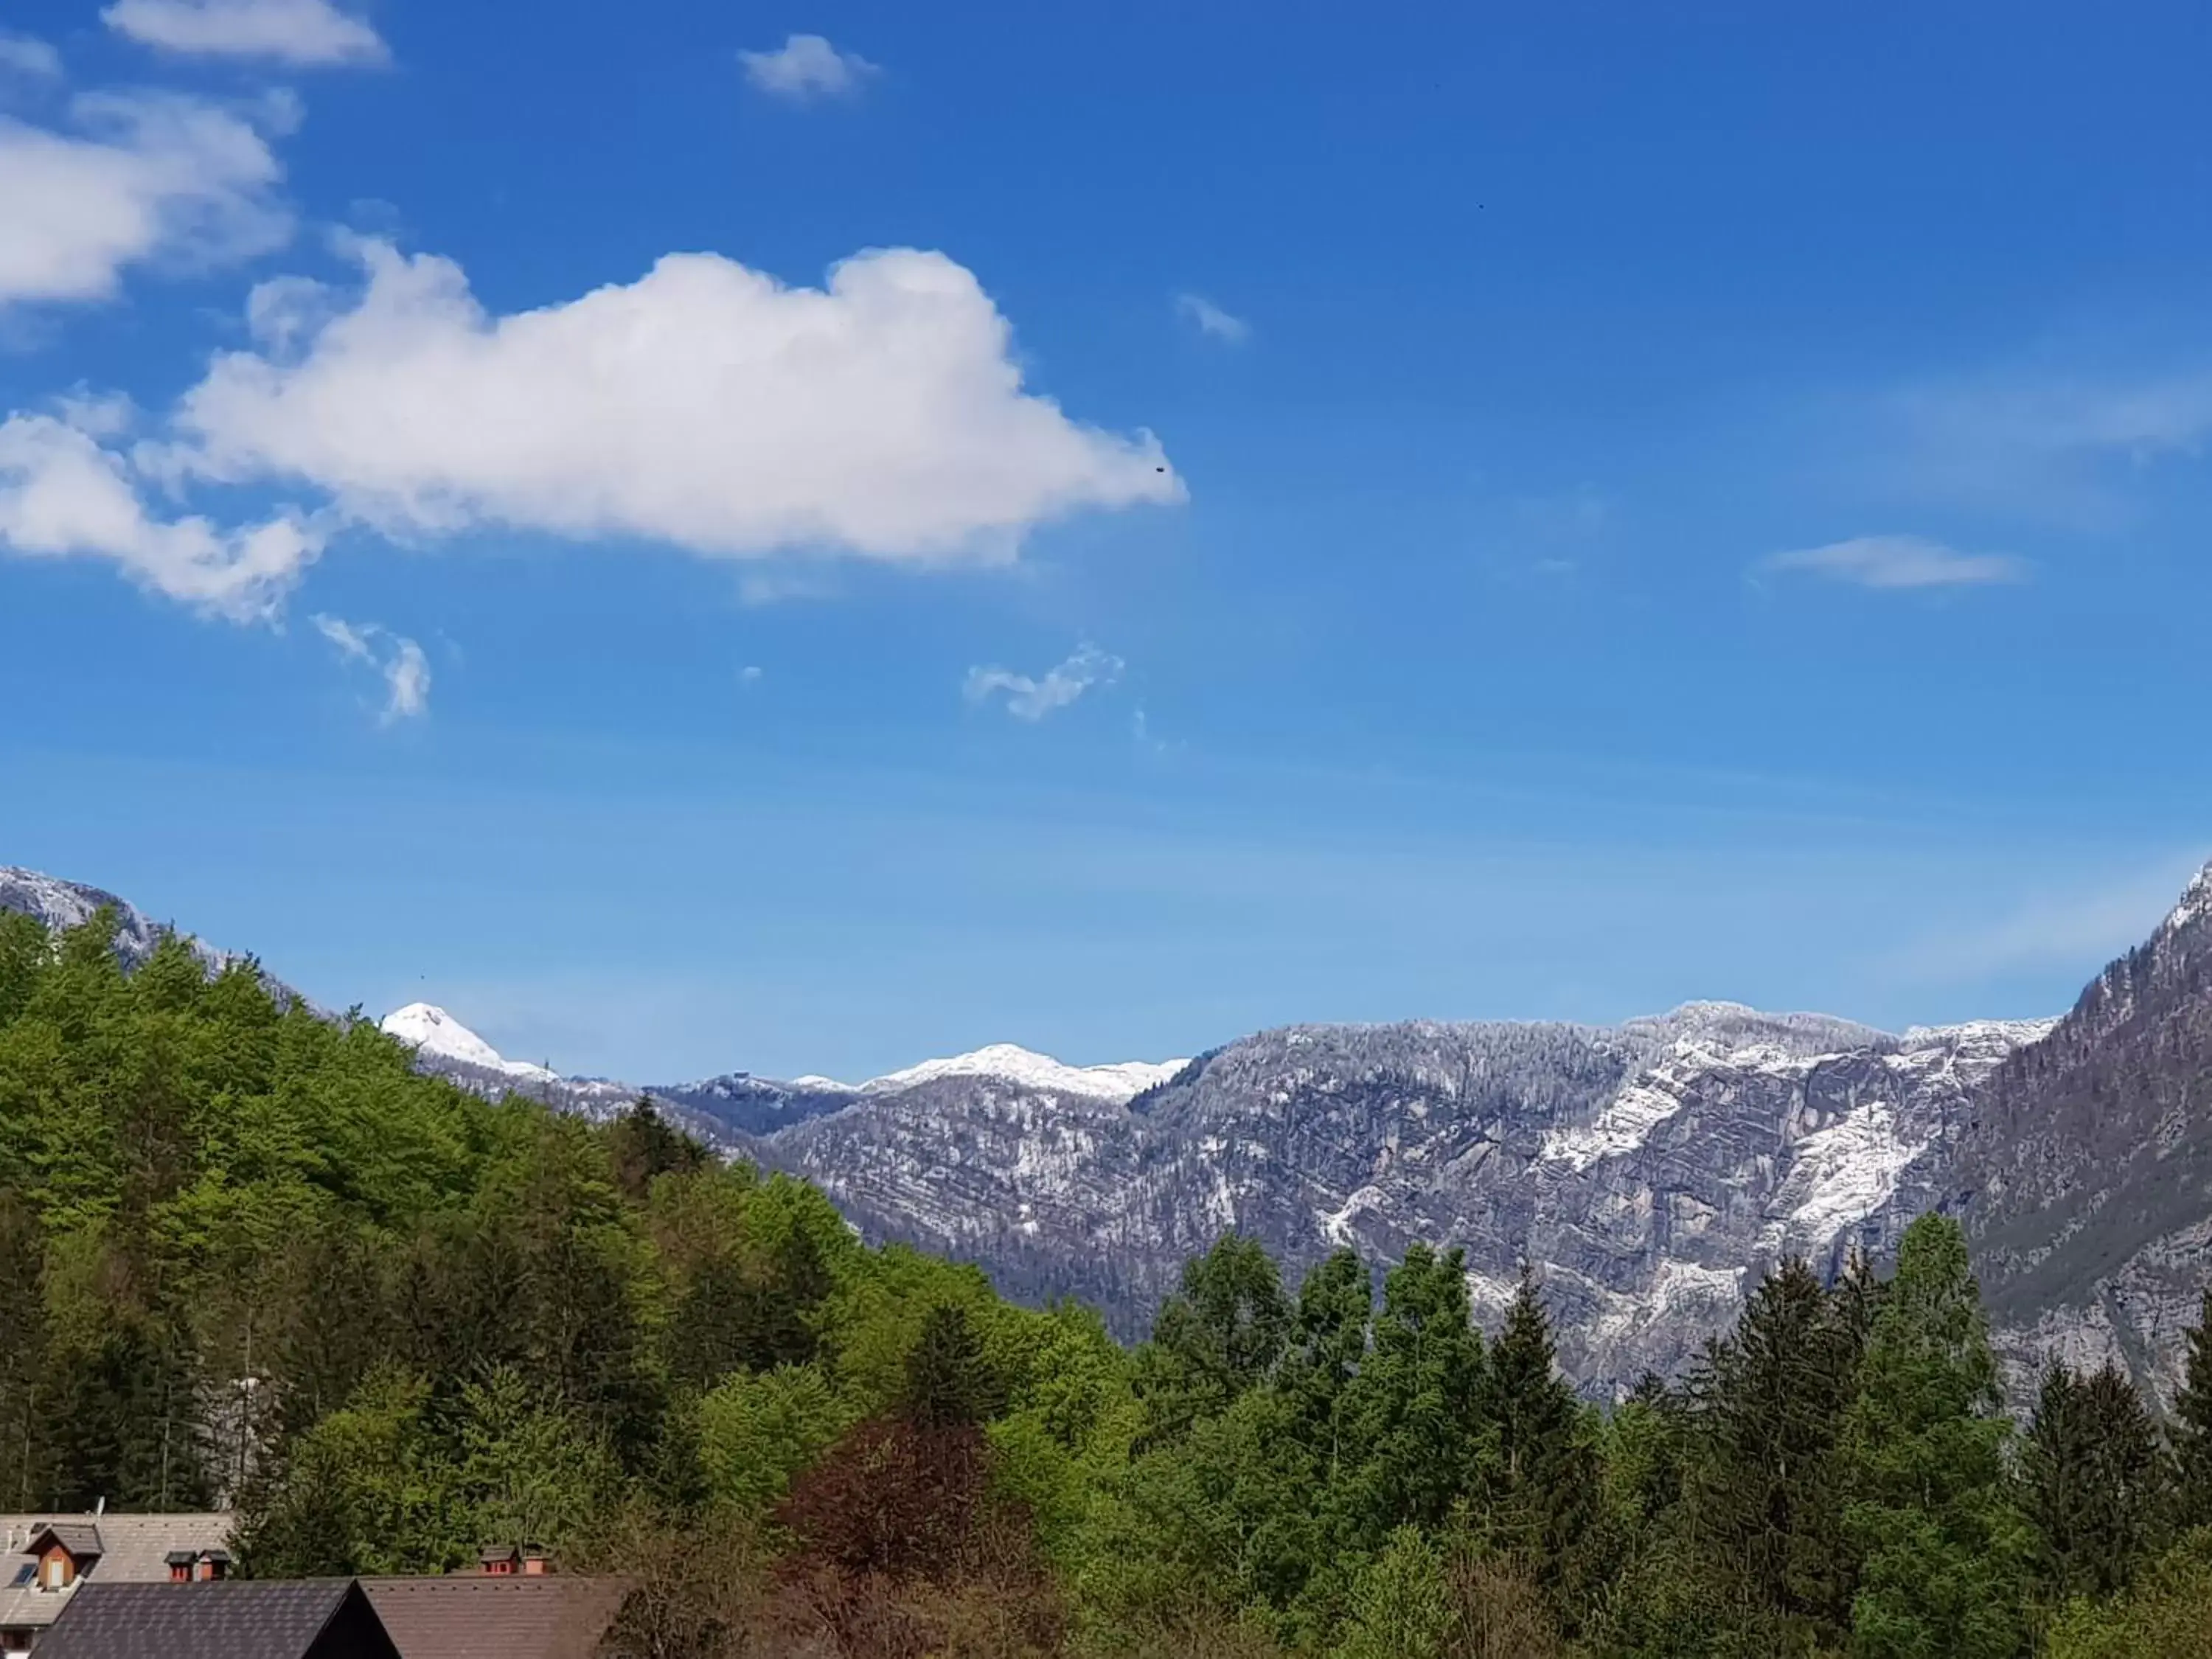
(360, 1576), (631, 1659)
(0, 1513), (235, 1632)
(31, 1579), (394, 1659)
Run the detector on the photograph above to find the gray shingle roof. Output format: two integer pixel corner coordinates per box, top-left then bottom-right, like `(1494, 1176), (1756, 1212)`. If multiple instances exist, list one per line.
(0, 1512), (235, 1634)
(33, 1579), (396, 1659)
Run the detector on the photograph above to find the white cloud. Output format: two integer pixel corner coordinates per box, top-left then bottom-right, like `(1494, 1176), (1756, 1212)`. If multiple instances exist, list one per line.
(0, 32), (63, 76)
(0, 410), (321, 619)
(314, 613), (429, 721)
(740, 664), (764, 684)
(102, 0), (387, 65)
(1758, 534), (2025, 591)
(0, 91), (289, 308)
(965, 644), (1124, 721)
(739, 34), (877, 101)
(159, 237), (1181, 563)
(1175, 292), (1250, 344)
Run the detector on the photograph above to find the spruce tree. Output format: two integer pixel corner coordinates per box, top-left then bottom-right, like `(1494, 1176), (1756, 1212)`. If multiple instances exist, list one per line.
(1840, 1215), (2030, 1659)
(1477, 1267), (1596, 1594)
(901, 1301), (1004, 1430)
(1682, 1256), (1861, 1642)
(2024, 1360), (2171, 1601)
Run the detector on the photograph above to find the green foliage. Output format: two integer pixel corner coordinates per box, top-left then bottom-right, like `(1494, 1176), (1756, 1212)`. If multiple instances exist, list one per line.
(1327, 1244), (1489, 1552)
(1678, 1256), (1862, 1644)
(1334, 1525), (1453, 1659)
(2044, 1527), (2212, 1659)
(2023, 1359), (2174, 1603)
(1475, 1267), (1596, 1601)
(2175, 1290), (2212, 1530)
(8, 905), (2208, 1657)
(1840, 1215), (2030, 1659)
(697, 1363), (849, 1517)
(1133, 1232), (1291, 1447)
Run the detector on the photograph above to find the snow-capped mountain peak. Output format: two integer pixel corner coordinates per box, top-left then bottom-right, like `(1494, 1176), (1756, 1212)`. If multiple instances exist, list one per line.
(380, 1003), (557, 1084)
(860, 1042), (1187, 1105)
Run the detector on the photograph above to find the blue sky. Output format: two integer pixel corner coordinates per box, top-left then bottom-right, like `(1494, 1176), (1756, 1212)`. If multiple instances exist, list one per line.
(4, 0), (2211, 1081)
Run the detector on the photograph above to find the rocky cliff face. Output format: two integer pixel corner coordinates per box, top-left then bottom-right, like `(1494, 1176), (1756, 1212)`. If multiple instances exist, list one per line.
(1, 866), (229, 974)
(1953, 866), (2212, 1402)
(750, 1006), (2056, 1385)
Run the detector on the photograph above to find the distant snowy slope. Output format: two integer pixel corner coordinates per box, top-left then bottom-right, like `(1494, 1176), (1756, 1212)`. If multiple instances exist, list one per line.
(380, 1002), (557, 1083)
(860, 1042), (1188, 1105)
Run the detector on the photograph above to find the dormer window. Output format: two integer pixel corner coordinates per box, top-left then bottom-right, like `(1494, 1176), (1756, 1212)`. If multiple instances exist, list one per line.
(22, 1525), (103, 1593)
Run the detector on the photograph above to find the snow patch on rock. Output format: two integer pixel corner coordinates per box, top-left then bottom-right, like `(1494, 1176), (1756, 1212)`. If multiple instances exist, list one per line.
(1772, 1100), (1925, 1247)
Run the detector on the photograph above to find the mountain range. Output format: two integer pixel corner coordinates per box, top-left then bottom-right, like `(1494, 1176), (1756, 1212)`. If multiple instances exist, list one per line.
(6, 858), (2209, 1399)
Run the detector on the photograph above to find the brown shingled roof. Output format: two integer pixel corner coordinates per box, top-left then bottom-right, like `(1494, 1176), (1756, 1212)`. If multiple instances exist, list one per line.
(359, 1576), (630, 1659)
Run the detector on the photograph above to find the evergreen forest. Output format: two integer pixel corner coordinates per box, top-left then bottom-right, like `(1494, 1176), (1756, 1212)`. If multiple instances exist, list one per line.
(5, 906), (2212, 1658)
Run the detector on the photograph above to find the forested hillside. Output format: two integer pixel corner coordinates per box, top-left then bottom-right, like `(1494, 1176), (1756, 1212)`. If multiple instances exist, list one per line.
(4, 905), (2211, 1658)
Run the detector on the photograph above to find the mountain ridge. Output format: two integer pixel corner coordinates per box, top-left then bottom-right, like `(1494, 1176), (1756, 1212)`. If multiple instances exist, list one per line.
(9, 855), (2211, 1398)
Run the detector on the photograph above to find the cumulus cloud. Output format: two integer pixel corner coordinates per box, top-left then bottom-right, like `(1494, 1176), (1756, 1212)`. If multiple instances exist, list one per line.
(739, 34), (877, 101)
(0, 91), (290, 308)
(157, 237), (1180, 561)
(964, 644), (1124, 721)
(0, 32), (63, 75)
(0, 410), (321, 619)
(102, 0), (387, 65)
(1175, 292), (1249, 344)
(314, 614), (429, 721)
(1758, 534), (2026, 591)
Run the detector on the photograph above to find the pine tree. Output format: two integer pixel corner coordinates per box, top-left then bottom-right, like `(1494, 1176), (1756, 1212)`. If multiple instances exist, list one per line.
(1840, 1215), (2031, 1659)
(1680, 1256), (1862, 1642)
(901, 1301), (1004, 1430)
(2024, 1360), (2171, 1601)
(1477, 1267), (1596, 1594)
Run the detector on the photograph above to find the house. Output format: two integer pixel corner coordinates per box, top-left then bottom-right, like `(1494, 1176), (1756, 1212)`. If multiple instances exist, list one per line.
(361, 1575), (630, 1659)
(0, 1512), (235, 1658)
(32, 1579), (400, 1659)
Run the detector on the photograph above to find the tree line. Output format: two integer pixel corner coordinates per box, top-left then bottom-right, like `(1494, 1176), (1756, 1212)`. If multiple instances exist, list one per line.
(3, 905), (2212, 1655)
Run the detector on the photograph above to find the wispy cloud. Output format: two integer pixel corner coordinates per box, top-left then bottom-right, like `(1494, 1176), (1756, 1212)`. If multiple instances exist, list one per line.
(1890, 855), (2211, 984)
(1851, 359), (2212, 529)
(1175, 292), (1250, 344)
(965, 644), (1124, 721)
(739, 34), (877, 101)
(0, 32), (62, 75)
(1757, 534), (2026, 591)
(314, 613), (431, 723)
(103, 0), (388, 65)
